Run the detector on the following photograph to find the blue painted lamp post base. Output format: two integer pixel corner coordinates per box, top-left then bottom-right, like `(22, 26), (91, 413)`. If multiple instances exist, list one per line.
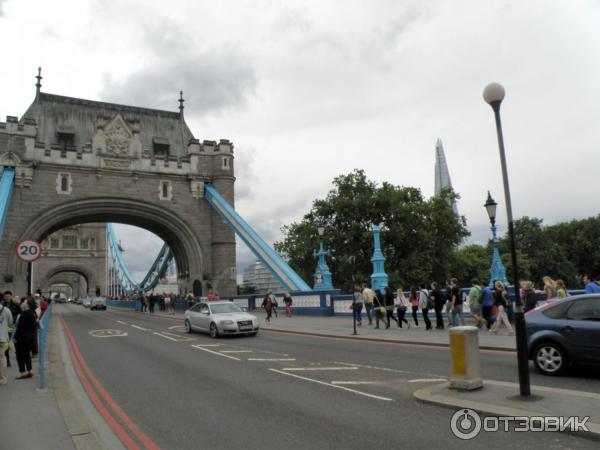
(313, 241), (334, 290)
(488, 224), (508, 288)
(370, 225), (388, 291)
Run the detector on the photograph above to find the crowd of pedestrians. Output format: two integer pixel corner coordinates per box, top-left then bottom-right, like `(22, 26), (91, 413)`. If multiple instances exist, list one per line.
(260, 291), (295, 322)
(345, 274), (596, 335)
(1, 290), (50, 385)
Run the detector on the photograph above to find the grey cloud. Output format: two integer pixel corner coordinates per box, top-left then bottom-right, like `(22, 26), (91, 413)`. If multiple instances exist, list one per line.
(100, 24), (257, 115)
(233, 146), (259, 202)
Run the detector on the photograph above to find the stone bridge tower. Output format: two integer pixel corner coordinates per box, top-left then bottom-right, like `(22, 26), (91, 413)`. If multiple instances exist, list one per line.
(36, 223), (107, 297)
(0, 72), (236, 297)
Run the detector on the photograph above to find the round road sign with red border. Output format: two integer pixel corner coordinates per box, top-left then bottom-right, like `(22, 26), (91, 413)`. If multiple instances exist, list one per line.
(16, 239), (42, 263)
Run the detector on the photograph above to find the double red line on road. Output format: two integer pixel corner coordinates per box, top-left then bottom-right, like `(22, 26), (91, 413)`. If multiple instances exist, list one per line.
(59, 316), (161, 450)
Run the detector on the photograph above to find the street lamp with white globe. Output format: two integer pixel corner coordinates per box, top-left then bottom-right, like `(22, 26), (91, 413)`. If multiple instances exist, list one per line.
(483, 82), (531, 398)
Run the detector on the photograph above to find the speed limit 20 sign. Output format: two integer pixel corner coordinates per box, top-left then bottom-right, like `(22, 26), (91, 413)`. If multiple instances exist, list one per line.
(16, 239), (42, 263)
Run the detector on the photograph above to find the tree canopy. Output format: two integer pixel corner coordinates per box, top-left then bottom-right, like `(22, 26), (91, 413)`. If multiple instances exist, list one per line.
(274, 169), (469, 293)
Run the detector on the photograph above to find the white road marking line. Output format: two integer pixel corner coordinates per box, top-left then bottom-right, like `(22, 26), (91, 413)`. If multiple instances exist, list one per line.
(162, 331), (186, 338)
(191, 345), (240, 361)
(248, 358), (296, 361)
(153, 332), (179, 342)
(282, 367), (358, 371)
(333, 361), (442, 378)
(117, 320), (127, 325)
(220, 350), (253, 353)
(168, 325), (186, 330)
(331, 381), (376, 385)
(193, 344), (221, 347)
(131, 325), (148, 331)
(407, 378), (446, 383)
(269, 369), (393, 402)
(245, 349), (288, 357)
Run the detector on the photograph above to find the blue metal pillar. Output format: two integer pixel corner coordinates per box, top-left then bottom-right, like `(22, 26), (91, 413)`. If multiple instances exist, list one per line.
(489, 224), (508, 288)
(313, 240), (334, 290)
(370, 225), (388, 291)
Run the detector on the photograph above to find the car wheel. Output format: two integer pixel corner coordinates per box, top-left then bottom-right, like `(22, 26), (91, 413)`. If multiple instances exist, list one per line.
(184, 320), (192, 334)
(209, 322), (219, 339)
(534, 342), (568, 375)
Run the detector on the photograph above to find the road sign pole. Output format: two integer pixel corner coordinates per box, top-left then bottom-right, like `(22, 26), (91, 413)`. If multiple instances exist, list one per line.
(27, 262), (32, 296)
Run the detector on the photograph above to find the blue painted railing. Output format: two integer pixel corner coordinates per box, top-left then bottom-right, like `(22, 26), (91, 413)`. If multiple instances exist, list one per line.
(204, 183), (311, 292)
(0, 167), (15, 241)
(37, 302), (53, 390)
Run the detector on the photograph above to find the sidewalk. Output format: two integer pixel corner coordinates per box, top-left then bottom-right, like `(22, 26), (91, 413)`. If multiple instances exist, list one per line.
(148, 308), (516, 351)
(0, 323), (75, 450)
(414, 380), (600, 440)
(0, 314), (103, 450)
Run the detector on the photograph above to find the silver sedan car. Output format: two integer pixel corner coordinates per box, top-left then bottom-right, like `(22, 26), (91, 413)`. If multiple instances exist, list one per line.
(184, 301), (259, 338)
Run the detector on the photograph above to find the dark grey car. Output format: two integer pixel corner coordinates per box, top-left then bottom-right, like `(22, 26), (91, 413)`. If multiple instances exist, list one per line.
(525, 295), (600, 375)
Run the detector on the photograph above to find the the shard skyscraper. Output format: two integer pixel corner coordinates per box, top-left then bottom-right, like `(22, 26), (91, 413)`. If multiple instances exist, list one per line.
(434, 138), (459, 215)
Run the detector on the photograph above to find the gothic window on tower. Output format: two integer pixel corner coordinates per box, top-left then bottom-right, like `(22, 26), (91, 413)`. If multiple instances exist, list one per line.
(56, 130), (75, 150)
(159, 180), (172, 201)
(222, 156), (230, 170)
(50, 237), (60, 249)
(56, 172), (72, 195)
(153, 137), (170, 158)
(80, 238), (89, 250)
(62, 235), (78, 249)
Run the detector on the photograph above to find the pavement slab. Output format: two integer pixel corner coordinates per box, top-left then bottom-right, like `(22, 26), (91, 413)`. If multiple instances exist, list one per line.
(414, 380), (600, 440)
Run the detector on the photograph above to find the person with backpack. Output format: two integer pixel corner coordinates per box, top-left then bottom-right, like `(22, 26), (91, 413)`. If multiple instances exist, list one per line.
(418, 284), (432, 331)
(383, 287), (399, 329)
(430, 282), (445, 330)
(373, 289), (386, 329)
(261, 292), (274, 323)
(449, 278), (465, 327)
(521, 281), (538, 313)
(361, 285), (375, 325)
(468, 279), (482, 328)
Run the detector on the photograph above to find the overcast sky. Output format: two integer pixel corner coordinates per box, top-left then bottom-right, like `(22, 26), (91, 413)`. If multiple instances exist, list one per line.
(2, 0), (599, 283)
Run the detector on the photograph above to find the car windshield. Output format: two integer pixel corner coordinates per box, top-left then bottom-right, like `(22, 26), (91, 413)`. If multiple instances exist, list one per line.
(210, 303), (242, 314)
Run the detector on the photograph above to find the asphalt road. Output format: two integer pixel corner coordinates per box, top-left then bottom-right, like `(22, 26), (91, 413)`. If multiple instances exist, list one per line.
(57, 304), (599, 450)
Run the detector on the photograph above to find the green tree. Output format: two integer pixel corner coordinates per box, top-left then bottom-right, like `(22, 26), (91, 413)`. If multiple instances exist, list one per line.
(448, 244), (490, 284)
(274, 170), (469, 293)
(497, 217), (577, 287)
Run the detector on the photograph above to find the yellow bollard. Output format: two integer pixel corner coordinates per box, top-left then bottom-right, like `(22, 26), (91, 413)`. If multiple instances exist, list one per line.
(449, 326), (483, 390)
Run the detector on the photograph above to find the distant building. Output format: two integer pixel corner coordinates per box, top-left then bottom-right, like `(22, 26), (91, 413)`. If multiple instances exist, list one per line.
(38, 223), (107, 298)
(242, 260), (284, 294)
(434, 138), (459, 215)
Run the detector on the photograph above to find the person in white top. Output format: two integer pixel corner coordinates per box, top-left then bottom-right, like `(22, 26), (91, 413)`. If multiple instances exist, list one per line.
(395, 288), (410, 328)
(418, 285), (432, 331)
(0, 302), (14, 385)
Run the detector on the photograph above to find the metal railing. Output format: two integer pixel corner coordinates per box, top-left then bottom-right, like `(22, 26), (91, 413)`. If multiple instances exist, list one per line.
(37, 302), (53, 390)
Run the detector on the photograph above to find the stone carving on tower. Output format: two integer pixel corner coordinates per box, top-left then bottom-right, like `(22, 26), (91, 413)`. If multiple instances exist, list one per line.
(105, 116), (131, 156)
